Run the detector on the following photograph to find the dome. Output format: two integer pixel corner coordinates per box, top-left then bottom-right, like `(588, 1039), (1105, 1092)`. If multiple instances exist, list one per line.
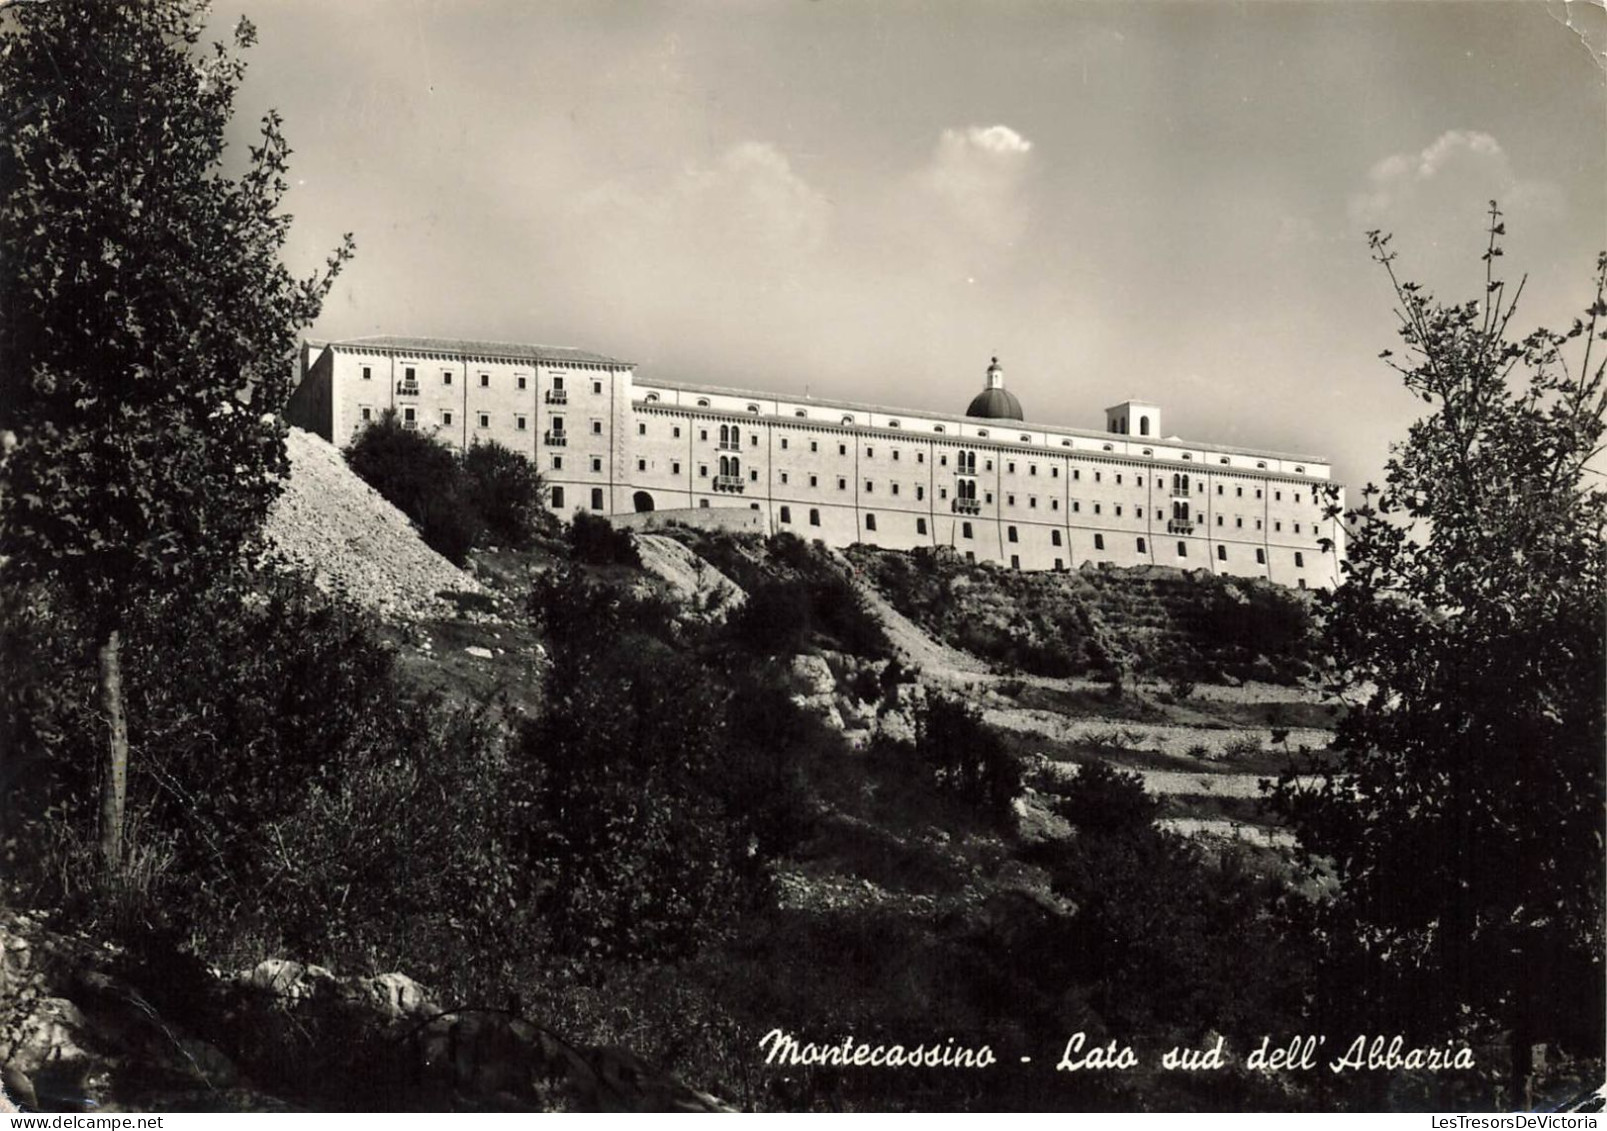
(965, 387), (1024, 420)
(964, 356), (1024, 420)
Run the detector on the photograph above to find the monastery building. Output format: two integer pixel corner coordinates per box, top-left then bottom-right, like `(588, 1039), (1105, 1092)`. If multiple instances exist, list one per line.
(288, 335), (1345, 588)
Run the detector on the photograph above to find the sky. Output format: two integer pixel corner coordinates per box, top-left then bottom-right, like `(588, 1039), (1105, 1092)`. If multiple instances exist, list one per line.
(222, 0), (1606, 489)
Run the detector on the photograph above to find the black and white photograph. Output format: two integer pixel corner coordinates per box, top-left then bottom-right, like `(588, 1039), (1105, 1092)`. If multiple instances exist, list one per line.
(1, 0), (1604, 1116)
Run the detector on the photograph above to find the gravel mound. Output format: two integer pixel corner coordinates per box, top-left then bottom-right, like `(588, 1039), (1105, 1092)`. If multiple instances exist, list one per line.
(262, 427), (485, 620)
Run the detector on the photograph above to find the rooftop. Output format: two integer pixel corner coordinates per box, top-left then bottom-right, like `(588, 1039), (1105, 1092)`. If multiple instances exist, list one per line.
(328, 335), (631, 368)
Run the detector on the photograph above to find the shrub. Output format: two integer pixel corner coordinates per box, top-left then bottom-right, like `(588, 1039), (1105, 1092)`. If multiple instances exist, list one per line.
(1054, 761), (1160, 837)
(2, 568), (520, 973)
(913, 695), (1021, 825)
(567, 510), (641, 567)
(462, 439), (553, 549)
(344, 412), (483, 564)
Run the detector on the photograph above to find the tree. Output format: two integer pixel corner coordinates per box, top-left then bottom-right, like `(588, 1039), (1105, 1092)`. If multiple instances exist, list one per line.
(0, 1), (353, 870)
(1275, 206), (1606, 1106)
(344, 410), (482, 564)
(461, 437), (554, 549)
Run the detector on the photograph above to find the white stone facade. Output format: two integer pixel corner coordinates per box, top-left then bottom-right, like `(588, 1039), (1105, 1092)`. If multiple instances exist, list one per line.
(289, 335), (1345, 589)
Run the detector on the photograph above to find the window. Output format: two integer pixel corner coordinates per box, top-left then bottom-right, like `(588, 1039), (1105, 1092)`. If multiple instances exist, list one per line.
(866, 514), (877, 532)
(1217, 545), (1227, 561)
(935, 424), (946, 434)
(672, 461), (681, 475)
(1115, 505), (1123, 517)
(480, 373), (490, 388)
(1052, 530), (1063, 547)
(892, 484), (900, 496)
(1216, 515), (1223, 526)
(552, 456), (563, 470)
(1051, 499), (1059, 511)
(1055, 558), (1064, 570)
(867, 447), (875, 458)
(1177, 541), (1187, 558)
(551, 486), (564, 509)
(361, 366), (372, 380)
(1275, 521), (1283, 532)
(1052, 466), (1060, 479)
(1115, 473), (1122, 485)
(699, 499), (709, 508)
(893, 450), (900, 461)
(1255, 488), (1263, 499)
(700, 429), (709, 442)
(810, 475), (818, 488)
(1298, 578), (1308, 589)
(1217, 485), (1224, 495)
(637, 458), (647, 472)
(918, 452), (925, 464)
(1137, 537), (1147, 553)
(477, 412), (489, 429)
(442, 410), (454, 426)
(592, 421), (602, 435)
(360, 406), (373, 422)
(1256, 548), (1267, 565)
(517, 376), (527, 390)
(865, 481), (874, 493)
(794, 408), (806, 417)
(1007, 526), (1018, 543)
(810, 441), (819, 453)
(781, 438), (790, 450)
(842, 414), (854, 425)
(1135, 507), (1144, 518)
(781, 472), (790, 485)
(917, 486), (925, 501)
(515, 414), (528, 431)
(1007, 494), (1016, 506)
(699, 465), (709, 478)
(1029, 497), (1038, 509)
(1276, 490), (1283, 501)
(839, 444), (847, 456)
(554, 376), (565, 392)
(1031, 465), (1038, 476)
(809, 508), (821, 527)
(750, 469), (759, 482)
(780, 506), (792, 524)
(1008, 461), (1016, 474)
(1237, 486), (1244, 497)
(962, 522), (974, 539)
(593, 380), (602, 395)
(1094, 534), (1105, 551)
(697, 398), (710, 408)
(646, 392), (660, 403)
(1295, 493), (1302, 503)
(637, 423), (646, 436)
(405, 367), (416, 381)
(1294, 522), (1302, 534)
(916, 517), (928, 535)
(1074, 469), (1081, 481)
(591, 488), (604, 510)
(442, 371), (453, 386)
(1256, 519), (1263, 530)
(838, 477), (847, 491)
(1010, 555), (1021, 570)
(1073, 501), (1081, 513)
(1294, 551), (1306, 568)
(591, 457), (603, 473)
(1094, 503), (1102, 515)
(673, 426), (682, 439)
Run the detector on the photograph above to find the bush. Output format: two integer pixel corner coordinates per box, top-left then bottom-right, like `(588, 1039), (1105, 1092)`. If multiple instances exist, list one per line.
(913, 695), (1021, 825)
(346, 415), (552, 564)
(462, 439), (553, 549)
(567, 510), (641, 567)
(1054, 761), (1160, 837)
(2, 569), (521, 973)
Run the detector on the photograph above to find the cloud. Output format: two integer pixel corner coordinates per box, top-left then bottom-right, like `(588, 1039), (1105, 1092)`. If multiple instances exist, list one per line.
(1349, 129), (1562, 227)
(894, 123), (1037, 270)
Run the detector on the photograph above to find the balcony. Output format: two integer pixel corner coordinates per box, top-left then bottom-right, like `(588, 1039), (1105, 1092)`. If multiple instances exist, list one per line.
(952, 497), (981, 515)
(1167, 520), (1195, 536)
(544, 431), (567, 447)
(717, 440), (741, 452)
(544, 390), (568, 405)
(714, 475), (745, 492)
(396, 380), (419, 396)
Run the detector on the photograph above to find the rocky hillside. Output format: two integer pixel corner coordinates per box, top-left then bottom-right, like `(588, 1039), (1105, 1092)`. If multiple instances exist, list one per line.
(846, 543), (1317, 685)
(262, 427), (487, 620)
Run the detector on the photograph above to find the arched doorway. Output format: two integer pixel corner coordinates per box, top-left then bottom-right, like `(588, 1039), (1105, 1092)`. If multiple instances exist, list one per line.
(633, 491), (655, 513)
